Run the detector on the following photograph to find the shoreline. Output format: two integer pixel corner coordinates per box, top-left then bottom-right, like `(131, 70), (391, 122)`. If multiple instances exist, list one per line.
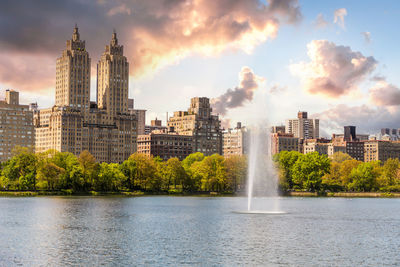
(1, 191), (400, 198)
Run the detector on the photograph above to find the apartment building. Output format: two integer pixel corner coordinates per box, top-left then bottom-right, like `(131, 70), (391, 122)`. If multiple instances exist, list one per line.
(0, 90), (34, 161)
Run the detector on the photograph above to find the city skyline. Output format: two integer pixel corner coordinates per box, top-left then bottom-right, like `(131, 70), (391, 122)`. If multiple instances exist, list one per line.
(1, 0), (400, 136)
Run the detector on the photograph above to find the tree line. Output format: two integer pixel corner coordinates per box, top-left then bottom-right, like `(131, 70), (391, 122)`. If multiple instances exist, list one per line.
(274, 151), (400, 192)
(3, 147), (400, 194)
(0, 147), (247, 193)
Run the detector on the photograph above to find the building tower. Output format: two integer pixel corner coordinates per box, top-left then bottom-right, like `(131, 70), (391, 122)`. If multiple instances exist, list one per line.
(55, 25), (91, 116)
(285, 111), (319, 140)
(344, 126), (356, 141)
(97, 30), (129, 116)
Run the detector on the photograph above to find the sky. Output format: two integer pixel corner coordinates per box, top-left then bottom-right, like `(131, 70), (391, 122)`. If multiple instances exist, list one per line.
(1, 0), (400, 136)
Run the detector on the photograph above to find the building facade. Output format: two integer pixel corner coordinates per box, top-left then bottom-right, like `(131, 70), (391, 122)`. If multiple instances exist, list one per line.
(0, 90), (34, 162)
(35, 27), (137, 163)
(223, 123), (248, 157)
(271, 132), (299, 155)
(345, 141), (365, 161)
(167, 97), (222, 156)
(145, 118), (167, 134)
(285, 111), (319, 140)
(364, 140), (400, 163)
(137, 130), (193, 160)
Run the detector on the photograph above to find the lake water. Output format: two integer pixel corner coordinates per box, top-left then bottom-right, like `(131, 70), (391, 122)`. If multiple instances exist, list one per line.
(0, 196), (399, 266)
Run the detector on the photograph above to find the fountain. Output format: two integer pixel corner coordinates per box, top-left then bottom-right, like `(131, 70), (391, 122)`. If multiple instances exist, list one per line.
(234, 124), (286, 214)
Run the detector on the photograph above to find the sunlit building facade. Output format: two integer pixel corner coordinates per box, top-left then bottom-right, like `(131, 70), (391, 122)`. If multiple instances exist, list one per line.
(167, 97), (222, 156)
(35, 26), (137, 163)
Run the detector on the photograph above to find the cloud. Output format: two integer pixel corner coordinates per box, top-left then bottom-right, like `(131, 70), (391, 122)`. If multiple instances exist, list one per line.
(0, 53), (55, 94)
(333, 8), (347, 29)
(370, 81), (400, 106)
(107, 3), (131, 16)
(370, 75), (386, 82)
(211, 66), (265, 115)
(314, 13), (329, 28)
(361, 31), (371, 43)
(313, 104), (400, 134)
(269, 83), (287, 94)
(0, 0), (301, 99)
(290, 40), (377, 98)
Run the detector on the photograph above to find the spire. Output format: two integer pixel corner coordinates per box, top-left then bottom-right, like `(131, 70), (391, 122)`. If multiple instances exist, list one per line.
(72, 24), (80, 41)
(111, 29), (118, 46)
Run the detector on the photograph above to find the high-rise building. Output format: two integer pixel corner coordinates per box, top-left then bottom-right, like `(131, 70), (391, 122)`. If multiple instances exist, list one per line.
(344, 126), (356, 141)
(55, 25), (90, 117)
(97, 30), (129, 116)
(223, 122), (248, 157)
(168, 97), (222, 156)
(285, 111), (319, 140)
(35, 27), (137, 163)
(0, 90), (34, 162)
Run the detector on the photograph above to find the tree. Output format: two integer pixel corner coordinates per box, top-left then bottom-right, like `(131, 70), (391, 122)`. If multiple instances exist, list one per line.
(1, 146), (38, 190)
(182, 152), (205, 191)
(348, 162), (380, 192)
(292, 152), (330, 192)
(192, 154), (226, 192)
(37, 162), (65, 190)
(330, 152), (353, 163)
(273, 151), (304, 190)
(94, 163), (125, 191)
(78, 150), (99, 190)
(164, 157), (186, 191)
(127, 153), (155, 191)
(321, 161), (344, 191)
(339, 159), (363, 188)
(182, 152), (205, 171)
(224, 155), (247, 192)
(377, 158), (400, 189)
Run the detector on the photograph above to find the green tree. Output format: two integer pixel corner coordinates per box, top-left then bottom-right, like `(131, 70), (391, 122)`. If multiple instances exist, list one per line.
(127, 153), (155, 191)
(224, 155), (247, 192)
(348, 162), (380, 192)
(78, 150), (99, 190)
(94, 163), (125, 191)
(377, 158), (400, 189)
(339, 159), (363, 188)
(273, 151), (304, 190)
(192, 154), (226, 192)
(164, 157), (186, 191)
(1, 147), (38, 190)
(330, 152), (353, 163)
(321, 161), (344, 191)
(37, 162), (65, 190)
(292, 152), (330, 192)
(182, 152), (205, 191)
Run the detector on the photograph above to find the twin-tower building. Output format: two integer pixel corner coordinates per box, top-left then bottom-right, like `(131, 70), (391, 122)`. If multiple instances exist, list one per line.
(33, 26), (223, 163)
(35, 26), (137, 162)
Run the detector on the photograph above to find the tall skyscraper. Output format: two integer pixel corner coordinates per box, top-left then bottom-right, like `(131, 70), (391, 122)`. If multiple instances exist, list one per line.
(285, 111), (319, 140)
(97, 31), (129, 116)
(35, 26), (137, 163)
(55, 25), (90, 116)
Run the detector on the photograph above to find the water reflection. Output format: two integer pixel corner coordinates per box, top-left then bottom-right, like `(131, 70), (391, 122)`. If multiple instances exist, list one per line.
(0, 197), (400, 266)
